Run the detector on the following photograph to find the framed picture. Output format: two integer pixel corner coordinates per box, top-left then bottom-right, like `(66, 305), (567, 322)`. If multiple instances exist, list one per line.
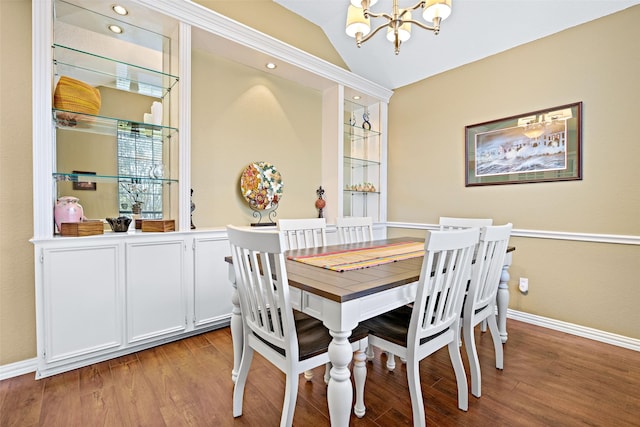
(465, 102), (582, 186)
(72, 171), (97, 191)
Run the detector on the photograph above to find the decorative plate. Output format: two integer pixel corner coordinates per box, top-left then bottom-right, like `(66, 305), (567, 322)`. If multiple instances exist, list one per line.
(240, 161), (283, 210)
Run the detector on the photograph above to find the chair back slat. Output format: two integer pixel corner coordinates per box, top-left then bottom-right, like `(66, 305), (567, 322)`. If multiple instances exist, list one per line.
(410, 228), (479, 343)
(439, 217), (493, 230)
(278, 218), (327, 250)
(227, 225), (298, 359)
(336, 216), (374, 244)
(467, 224), (512, 314)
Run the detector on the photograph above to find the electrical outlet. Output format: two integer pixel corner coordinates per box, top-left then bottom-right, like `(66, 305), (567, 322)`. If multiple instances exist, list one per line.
(519, 277), (529, 293)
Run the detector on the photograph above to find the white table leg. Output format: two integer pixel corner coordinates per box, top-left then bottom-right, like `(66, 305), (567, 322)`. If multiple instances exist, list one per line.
(496, 252), (512, 344)
(228, 264), (243, 383)
(327, 329), (353, 427)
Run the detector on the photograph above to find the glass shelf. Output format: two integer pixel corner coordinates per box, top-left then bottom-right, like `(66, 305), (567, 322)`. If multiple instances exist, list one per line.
(53, 172), (178, 185)
(53, 109), (178, 141)
(344, 123), (381, 141)
(344, 156), (381, 168)
(53, 44), (178, 99)
(344, 190), (380, 195)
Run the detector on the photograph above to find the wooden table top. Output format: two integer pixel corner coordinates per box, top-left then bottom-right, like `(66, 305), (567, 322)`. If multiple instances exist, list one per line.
(228, 237), (515, 304)
(285, 237), (425, 303)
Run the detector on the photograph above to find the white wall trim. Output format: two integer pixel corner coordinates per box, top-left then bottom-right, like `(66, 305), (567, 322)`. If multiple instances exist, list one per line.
(386, 222), (640, 246)
(507, 309), (640, 352)
(0, 358), (37, 381)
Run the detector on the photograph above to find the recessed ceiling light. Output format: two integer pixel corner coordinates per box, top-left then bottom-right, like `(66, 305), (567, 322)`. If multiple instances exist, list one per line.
(112, 5), (128, 16)
(108, 24), (123, 34)
(265, 62), (277, 70)
(353, 95), (361, 100)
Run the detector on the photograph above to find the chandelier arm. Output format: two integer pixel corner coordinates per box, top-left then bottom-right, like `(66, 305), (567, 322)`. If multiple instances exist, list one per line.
(404, 19), (438, 32)
(360, 21), (394, 44)
(404, 1), (427, 13)
(364, 10), (394, 20)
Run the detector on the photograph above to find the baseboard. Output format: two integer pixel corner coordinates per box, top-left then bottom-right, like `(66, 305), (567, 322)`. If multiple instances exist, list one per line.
(2, 312), (637, 381)
(507, 309), (640, 352)
(0, 358), (37, 381)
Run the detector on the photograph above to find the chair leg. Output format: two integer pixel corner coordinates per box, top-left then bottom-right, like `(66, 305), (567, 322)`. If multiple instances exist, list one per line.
(448, 336), (469, 411)
(233, 344), (254, 417)
(386, 352), (396, 370)
(353, 348), (367, 417)
(463, 319), (482, 398)
(304, 369), (314, 381)
(406, 354), (426, 427)
(281, 370), (299, 427)
(323, 362), (331, 384)
(365, 345), (374, 361)
(487, 314), (504, 370)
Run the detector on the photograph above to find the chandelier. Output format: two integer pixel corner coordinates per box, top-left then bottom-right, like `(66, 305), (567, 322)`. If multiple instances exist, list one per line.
(346, 0), (452, 55)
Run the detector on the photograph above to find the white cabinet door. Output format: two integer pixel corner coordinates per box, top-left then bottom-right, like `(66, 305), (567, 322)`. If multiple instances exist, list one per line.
(193, 236), (233, 328)
(126, 239), (187, 343)
(41, 244), (122, 363)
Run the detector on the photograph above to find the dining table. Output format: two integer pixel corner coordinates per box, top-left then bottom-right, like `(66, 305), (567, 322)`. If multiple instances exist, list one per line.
(226, 237), (515, 426)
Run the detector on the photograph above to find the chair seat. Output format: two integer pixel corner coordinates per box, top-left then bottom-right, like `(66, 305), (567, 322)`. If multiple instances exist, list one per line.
(256, 310), (369, 361)
(362, 305), (449, 348)
(361, 305), (413, 347)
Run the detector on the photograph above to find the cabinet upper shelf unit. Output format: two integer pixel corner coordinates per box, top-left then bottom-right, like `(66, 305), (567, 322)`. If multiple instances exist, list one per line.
(53, 44), (178, 99)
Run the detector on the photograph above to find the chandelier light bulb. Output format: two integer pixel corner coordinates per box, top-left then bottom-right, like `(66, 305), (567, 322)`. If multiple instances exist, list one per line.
(423, 0), (452, 23)
(386, 11), (412, 43)
(346, 5), (371, 38)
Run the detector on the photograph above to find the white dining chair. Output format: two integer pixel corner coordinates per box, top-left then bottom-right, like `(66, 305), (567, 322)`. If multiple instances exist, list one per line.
(462, 223), (512, 398)
(439, 216), (493, 230)
(227, 225), (369, 426)
(361, 228), (480, 426)
(336, 216), (374, 244)
(439, 216), (494, 337)
(278, 218), (327, 250)
(277, 218), (329, 382)
(335, 216), (398, 369)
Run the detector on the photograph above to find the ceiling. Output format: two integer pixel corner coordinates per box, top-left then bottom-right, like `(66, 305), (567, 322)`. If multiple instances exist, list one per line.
(275, 0), (639, 89)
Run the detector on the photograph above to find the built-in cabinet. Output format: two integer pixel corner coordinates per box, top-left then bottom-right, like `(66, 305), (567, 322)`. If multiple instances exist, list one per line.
(52, 0), (179, 224)
(32, 0), (392, 378)
(40, 243), (122, 365)
(34, 231), (233, 378)
(343, 98), (383, 222)
(126, 238), (187, 343)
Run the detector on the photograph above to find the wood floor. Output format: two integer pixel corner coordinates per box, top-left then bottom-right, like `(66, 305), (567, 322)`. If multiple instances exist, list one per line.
(1, 319), (639, 427)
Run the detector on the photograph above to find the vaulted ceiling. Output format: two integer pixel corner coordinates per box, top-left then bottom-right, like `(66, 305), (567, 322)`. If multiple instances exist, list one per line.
(275, 0), (639, 89)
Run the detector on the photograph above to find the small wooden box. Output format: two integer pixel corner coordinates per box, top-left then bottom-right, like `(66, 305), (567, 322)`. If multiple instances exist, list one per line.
(135, 219), (143, 229)
(60, 221), (104, 237)
(141, 219), (175, 232)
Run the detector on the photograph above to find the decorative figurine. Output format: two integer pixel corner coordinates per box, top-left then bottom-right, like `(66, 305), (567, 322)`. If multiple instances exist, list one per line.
(190, 188), (196, 229)
(362, 111), (371, 130)
(315, 186), (326, 218)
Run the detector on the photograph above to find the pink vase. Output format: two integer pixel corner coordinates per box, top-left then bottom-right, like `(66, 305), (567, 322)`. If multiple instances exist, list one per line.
(54, 196), (84, 232)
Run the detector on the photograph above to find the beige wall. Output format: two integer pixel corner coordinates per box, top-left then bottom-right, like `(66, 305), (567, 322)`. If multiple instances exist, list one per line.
(192, 0), (348, 71)
(190, 51), (323, 226)
(387, 6), (640, 338)
(0, 0), (36, 365)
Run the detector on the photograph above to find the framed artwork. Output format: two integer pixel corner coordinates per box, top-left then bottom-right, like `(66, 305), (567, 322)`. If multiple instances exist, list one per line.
(465, 102), (582, 186)
(72, 170), (97, 191)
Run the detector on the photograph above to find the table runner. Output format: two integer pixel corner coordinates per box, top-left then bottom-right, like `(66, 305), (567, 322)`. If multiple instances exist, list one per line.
(288, 241), (424, 272)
